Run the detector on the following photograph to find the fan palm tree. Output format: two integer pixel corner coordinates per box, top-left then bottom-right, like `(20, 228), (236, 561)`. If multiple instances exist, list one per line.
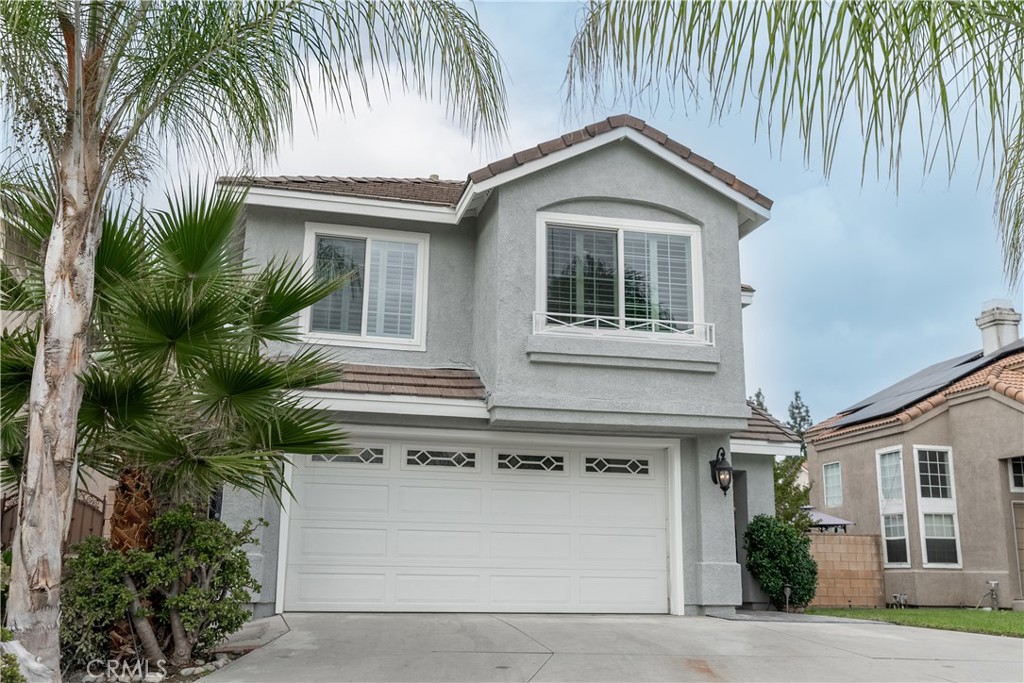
(1, 1), (506, 673)
(567, 1), (1024, 282)
(1, 179), (349, 671)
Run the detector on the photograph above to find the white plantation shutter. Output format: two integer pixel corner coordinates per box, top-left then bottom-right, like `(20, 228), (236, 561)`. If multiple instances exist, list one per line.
(623, 232), (692, 327)
(311, 235), (366, 334)
(546, 226), (618, 321)
(367, 240), (419, 338)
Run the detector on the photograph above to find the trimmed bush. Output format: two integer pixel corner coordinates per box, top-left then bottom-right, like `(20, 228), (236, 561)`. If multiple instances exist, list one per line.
(743, 514), (817, 609)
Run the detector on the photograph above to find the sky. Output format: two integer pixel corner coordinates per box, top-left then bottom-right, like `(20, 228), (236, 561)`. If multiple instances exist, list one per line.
(205, 1), (1021, 424)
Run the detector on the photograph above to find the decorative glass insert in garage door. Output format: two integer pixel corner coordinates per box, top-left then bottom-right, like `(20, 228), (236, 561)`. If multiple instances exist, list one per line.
(406, 449), (477, 468)
(312, 447), (384, 465)
(584, 456), (650, 475)
(497, 453), (565, 472)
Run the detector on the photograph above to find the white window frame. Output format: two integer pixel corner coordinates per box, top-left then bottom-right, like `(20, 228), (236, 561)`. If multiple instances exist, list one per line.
(822, 461), (843, 508)
(534, 212), (707, 343)
(912, 445), (962, 568)
(875, 446), (910, 568)
(1009, 456), (1024, 492)
(301, 222), (429, 351)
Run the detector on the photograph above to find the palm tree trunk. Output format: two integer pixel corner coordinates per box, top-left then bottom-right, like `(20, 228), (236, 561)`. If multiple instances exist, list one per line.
(5, 14), (102, 667)
(109, 468), (159, 662)
(5, 197), (99, 680)
(109, 468), (156, 552)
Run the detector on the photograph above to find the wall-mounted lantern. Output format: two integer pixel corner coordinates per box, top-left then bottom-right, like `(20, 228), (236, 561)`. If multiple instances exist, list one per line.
(709, 447), (733, 496)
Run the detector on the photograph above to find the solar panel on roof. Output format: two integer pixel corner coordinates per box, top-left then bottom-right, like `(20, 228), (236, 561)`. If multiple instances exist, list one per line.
(830, 338), (1024, 429)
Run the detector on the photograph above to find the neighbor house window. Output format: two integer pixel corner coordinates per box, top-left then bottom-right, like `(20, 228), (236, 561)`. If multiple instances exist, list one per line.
(536, 213), (707, 342)
(1009, 456), (1024, 492)
(303, 224), (428, 349)
(823, 462), (842, 507)
(876, 448), (909, 565)
(914, 447), (961, 566)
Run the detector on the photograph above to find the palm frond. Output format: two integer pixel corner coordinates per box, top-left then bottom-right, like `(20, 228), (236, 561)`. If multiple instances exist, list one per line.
(77, 363), (171, 448)
(997, 115), (1024, 282)
(248, 399), (348, 456)
(567, 0), (1024, 281)
(0, 328), (36, 423)
(149, 183), (245, 285)
(245, 257), (351, 343)
(104, 274), (241, 370)
(1, 414), (26, 491)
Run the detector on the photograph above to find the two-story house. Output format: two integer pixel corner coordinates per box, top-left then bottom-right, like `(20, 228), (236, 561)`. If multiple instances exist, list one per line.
(219, 115), (784, 617)
(806, 301), (1024, 609)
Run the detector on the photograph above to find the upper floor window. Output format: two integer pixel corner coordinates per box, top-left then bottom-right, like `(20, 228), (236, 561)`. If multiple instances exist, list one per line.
(535, 213), (709, 344)
(876, 448), (909, 566)
(914, 446), (961, 567)
(1009, 456), (1024, 492)
(822, 462), (842, 507)
(303, 223), (428, 350)
(917, 449), (952, 498)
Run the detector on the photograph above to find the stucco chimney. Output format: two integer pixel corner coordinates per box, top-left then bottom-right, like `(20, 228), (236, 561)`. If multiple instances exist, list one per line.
(975, 299), (1021, 355)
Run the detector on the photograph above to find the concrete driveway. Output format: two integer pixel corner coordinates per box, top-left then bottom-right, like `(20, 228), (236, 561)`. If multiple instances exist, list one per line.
(205, 613), (1023, 682)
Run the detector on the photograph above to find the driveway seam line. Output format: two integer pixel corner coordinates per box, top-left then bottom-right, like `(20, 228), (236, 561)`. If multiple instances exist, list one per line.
(527, 653), (553, 683)
(491, 615), (554, 654)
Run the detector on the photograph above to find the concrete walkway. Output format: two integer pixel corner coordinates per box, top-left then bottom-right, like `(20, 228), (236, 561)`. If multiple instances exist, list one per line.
(205, 613), (1024, 682)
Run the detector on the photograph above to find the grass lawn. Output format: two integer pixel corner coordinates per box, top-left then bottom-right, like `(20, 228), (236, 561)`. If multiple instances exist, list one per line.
(807, 608), (1024, 638)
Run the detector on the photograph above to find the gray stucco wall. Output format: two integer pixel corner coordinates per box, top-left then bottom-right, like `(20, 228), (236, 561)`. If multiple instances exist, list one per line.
(475, 141), (749, 435)
(732, 452), (776, 607)
(808, 392), (1024, 607)
(242, 205), (478, 369)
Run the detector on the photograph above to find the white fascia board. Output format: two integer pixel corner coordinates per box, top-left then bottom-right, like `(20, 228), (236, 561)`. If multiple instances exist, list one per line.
(299, 390), (490, 420)
(458, 129), (771, 227)
(245, 186), (459, 225)
(730, 438), (801, 457)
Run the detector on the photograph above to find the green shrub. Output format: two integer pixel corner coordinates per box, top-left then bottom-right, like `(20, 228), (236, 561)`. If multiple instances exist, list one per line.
(744, 514), (817, 609)
(60, 537), (138, 670)
(61, 509), (263, 669)
(1, 627), (26, 683)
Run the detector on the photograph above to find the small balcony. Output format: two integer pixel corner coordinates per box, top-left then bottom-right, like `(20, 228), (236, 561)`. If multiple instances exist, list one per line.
(532, 311), (715, 346)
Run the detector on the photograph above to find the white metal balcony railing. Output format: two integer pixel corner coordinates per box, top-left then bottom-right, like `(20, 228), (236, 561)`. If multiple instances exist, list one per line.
(533, 311), (715, 345)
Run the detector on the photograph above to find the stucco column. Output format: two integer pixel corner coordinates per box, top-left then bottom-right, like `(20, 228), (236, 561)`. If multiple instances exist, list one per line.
(689, 435), (742, 615)
(219, 486), (282, 617)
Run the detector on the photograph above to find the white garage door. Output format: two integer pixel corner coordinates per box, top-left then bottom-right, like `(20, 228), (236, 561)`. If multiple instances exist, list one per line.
(284, 438), (669, 612)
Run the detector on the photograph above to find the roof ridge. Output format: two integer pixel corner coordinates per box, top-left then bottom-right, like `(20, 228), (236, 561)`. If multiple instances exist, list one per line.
(464, 114), (772, 210)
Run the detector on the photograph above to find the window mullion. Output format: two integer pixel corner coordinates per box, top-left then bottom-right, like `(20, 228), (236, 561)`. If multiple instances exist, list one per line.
(617, 229), (625, 329)
(360, 238), (373, 336)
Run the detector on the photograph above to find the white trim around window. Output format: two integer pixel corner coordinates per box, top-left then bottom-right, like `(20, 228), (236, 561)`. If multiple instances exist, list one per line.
(875, 446), (910, 568)
(822, 461), (843, 508)
(1008, 456), (1024, 492)
(533, 212), (708, 344)
(912, 445), (962, 568)
(301, 222), (429, 351)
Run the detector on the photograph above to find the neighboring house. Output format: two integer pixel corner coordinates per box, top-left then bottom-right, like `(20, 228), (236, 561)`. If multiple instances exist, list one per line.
(806, 301), (1024, 608)
(219, 114), (784, 617)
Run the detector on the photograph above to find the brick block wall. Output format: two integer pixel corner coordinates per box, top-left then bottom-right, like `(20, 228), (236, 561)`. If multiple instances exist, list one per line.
(809, 534), (885, 608)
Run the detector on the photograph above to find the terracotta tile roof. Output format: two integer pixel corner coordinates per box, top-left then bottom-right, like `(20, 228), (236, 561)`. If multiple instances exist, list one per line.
(467, 114), (773, 210)
(317, 364), (486, 400)
(223, 176), (465, 207)
(733, 402), (800, 443)
(808, 350), (1024, 443)
(225, 115), (772, 211)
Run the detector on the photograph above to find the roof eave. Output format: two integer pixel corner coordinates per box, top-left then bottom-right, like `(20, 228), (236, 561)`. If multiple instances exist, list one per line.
(455, 129), (771, 231)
